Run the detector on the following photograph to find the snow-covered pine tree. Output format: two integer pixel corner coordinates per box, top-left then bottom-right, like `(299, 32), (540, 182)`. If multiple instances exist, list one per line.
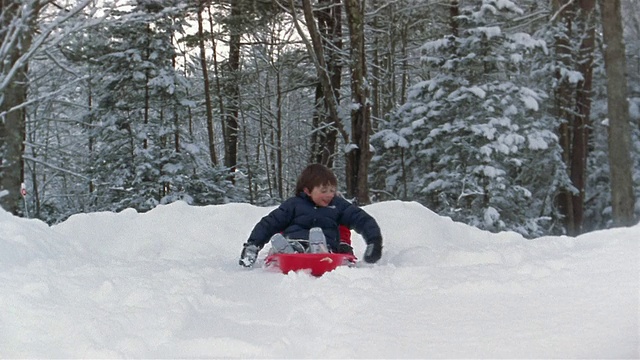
(87, 0), (228, 212)
(372, 0), (565, 237)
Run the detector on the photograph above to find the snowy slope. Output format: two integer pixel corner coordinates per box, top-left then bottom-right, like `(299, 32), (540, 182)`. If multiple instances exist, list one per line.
(0, 201), (638, 358)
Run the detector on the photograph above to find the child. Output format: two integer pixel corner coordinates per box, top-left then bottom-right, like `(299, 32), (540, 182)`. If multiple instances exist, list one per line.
(239, 164), (383, 267)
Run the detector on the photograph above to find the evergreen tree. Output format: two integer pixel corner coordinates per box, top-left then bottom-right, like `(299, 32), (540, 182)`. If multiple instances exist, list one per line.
(373, 0), (565, 237)
(86, 0), (227, 212)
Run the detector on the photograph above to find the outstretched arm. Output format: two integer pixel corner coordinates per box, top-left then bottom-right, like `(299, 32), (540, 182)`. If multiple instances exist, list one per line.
(336, 198), (383, 263)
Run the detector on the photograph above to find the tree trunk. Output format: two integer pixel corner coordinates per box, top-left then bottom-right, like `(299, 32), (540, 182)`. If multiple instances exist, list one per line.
(143, 24), (152, 150)
(197, 1), (218, 166)
(0, 1), (38, 215)
(569, 0), (597, 234)
(449, 0), (460, 37)
(275, 70), (284, 198)
(0, 66), (27, 215)
(600, 0), (637, 227)
(552, 0), (577, 235)
(224, 0), (241, 174)
(310, 0), (342, 167)
(171, 33), (181, 154)
(344, 0), (371, 204)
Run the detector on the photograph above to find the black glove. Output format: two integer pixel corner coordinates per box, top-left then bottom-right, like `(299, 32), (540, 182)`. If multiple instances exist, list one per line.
(364, 237), (383, 264)
(336, 242), (354, 255)
(239, 243), (260, 267)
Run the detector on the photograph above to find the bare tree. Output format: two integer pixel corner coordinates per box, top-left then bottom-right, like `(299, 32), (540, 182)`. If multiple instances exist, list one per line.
(292, 0), (347, 146)
(600, 0), (637, 227)
(310, 0), (342, 167)
(1, 0), (95, 215)
(0, 1), (43, 215)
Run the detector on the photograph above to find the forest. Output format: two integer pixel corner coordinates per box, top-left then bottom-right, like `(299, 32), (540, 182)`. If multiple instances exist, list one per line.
(0, 0), (638, 237)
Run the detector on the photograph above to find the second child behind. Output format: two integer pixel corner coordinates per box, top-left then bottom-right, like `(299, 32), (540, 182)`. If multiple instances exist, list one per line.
(239, 164), (383, 267)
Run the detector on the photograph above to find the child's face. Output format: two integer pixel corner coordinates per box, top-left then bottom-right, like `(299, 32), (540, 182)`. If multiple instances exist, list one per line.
(304, 184), (336, 207)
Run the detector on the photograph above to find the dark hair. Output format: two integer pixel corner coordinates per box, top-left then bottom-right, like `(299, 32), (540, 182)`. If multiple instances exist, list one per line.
(295, 164), (338, 194)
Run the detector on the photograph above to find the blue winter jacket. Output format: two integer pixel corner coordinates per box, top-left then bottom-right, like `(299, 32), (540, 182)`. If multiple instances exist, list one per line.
(247, 192), (382, 251)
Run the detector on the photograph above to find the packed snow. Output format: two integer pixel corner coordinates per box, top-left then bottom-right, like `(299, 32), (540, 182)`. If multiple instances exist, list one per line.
(0, 200), (638, 358)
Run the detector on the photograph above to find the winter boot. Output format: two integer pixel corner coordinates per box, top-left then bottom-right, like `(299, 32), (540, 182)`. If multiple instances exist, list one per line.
(308, 227), (328, 253)
(270, 233), (295, 254)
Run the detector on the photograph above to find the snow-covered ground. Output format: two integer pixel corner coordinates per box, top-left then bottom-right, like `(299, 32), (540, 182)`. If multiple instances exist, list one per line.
(0, 200), (638, 358)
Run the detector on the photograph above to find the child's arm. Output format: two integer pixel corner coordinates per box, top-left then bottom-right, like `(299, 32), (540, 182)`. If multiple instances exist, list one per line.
(239, 201), (295, 267)
(247, 201), (295, 248)
(336, 198), (383, 263)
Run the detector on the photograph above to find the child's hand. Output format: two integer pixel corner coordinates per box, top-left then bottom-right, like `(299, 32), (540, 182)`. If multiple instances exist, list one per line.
(239, 243), (259, 267)
(364, 238), (383, 263)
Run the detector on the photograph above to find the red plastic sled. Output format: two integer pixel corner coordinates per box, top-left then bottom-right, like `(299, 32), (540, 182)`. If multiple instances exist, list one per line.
(265, 253), (357, 276)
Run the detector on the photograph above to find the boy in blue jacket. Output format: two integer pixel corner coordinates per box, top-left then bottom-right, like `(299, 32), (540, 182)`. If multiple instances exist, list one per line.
(239, 164), (383, 267)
